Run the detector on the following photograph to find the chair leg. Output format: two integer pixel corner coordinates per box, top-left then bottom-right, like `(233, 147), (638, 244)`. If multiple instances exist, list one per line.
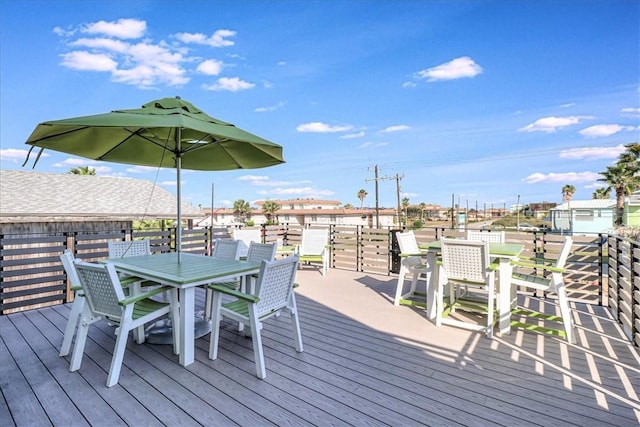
(248, 305), (266, 379)
(168, 288), (180, 355)
(435, 266), (445, 327)
(486, 279), (495, 339)
(106, 323), (130, 387)
(556, 282), (576, 344)
(69, 306), (92, 372)
(289, 295), (304, 352)
(208, 292), (223, 360)
(60, 295), (85, 357)
(204, 287), (214, 320)
(393, 266), (408, 306)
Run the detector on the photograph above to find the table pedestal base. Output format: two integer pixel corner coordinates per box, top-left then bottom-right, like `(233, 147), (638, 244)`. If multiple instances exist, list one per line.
(145, 311), (211, 345)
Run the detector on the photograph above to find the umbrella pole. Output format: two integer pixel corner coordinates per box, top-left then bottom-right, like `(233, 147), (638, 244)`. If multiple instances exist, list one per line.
(176, 127), (182, 263)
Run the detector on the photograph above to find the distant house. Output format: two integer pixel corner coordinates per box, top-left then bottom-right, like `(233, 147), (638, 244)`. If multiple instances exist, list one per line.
(549, 199), (616, 235)
(623, 190), (640, 226)
(0, 169), (202, 234)
(198, 198), (398, 228)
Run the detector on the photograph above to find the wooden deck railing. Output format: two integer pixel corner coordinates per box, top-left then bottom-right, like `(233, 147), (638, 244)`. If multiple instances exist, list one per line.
(1, 224), (637, 346)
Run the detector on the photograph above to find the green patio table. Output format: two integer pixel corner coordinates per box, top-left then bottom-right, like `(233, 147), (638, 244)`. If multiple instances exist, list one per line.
(418, 240), (525, 335)
(107, 252), (260, 366)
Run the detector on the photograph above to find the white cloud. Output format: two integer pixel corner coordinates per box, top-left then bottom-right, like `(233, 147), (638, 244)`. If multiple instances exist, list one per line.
(402, 81), (417, 88)
(518, 116), (592, 133)
(82, 18), (146, 39)
(196, 59), (224, 75)
(0, 148), (33, 162)
(359, 141), (389, 148)
(340, 131), (365, 139)
(415, 56), (483, 82)
(379, 125), (410, 133)
(296, 122), (353, 133)
(522, 171), (601, 184)
(621, 107), (640, 117)
(255, 101), (284, 112)
(70, 37), (129, 53)
(579, 124), (637, 138)
(55, 21), (245, 89)
(126, 166), (159, 174)
(202, 77), (254, 91)
(173, 29), (236, 47)
(560, 144), (626, 160)
(60, 51), (118, 71)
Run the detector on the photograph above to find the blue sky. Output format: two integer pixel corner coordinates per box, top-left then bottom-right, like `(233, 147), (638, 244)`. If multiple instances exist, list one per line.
(1, 1), (638, 211)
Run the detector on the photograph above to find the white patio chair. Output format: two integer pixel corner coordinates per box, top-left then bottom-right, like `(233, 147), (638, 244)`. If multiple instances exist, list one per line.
(59, 250), (84, 357)
(108, 239), (162, 341)
(204, 239), (242, 317)
(393, 231), (428, 307)
(467, 230), (505, 243)
(233, 228), (263, 258)
(296, 228), (329, 276)
(108, 239), (153, 258)
(437, 238), (497, 338)
(208, 256), (303, 379)
(69, 261), (179, 387)
(59, 249), (150, 356)
(510, 236), (576, 343)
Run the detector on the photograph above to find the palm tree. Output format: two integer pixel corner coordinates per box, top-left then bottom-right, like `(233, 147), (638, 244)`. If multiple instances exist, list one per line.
(261, 200), (281, 225)
(357, 189), (368, 209)
(592, 187), (611, 199)
(419, 202), (426, 221)
(561, 184), (576, 232)
(401, 197), (410, 225)
(598, 163), (639, 225)
(561, 184), (576, 202)
(232, 199), (251, 223)
(68, 166), (96, 175)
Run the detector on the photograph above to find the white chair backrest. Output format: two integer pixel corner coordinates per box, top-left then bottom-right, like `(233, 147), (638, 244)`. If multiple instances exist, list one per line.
(440, 238), (491, 284)
(300, 228), (329, 255)
(212, 238), (241, 260)
(466, 230), (505, 243)
(108, 240), (151, 258)
(246, 242), (277, 264)
(254, 256), (299, 316)
(397, 231), (421, 254)
(74, 262), (126, 320)
(234, 228), (262, 257)
(60, 249), (81, 287)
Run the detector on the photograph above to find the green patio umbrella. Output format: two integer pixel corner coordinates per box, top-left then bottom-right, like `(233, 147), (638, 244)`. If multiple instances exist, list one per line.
(24, 96), (285, 262)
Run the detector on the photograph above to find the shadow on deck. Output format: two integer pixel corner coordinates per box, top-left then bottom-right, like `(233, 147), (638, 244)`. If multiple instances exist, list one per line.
(2, 267), (639, 426)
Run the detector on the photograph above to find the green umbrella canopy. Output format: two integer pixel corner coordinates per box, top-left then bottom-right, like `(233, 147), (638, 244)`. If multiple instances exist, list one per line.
(24, 97), (285, 170)
(23, 97), (284, 261)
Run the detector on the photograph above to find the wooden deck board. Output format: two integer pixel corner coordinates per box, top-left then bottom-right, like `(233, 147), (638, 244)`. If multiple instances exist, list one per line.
(2, 268), (639, 426)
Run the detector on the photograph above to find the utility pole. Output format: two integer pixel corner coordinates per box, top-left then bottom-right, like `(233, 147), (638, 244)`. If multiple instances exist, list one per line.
(365, 166), (402, 228)
(392, 173), (404, 226)
(211, 182), (215, 228)
(365, 165), (382, 228)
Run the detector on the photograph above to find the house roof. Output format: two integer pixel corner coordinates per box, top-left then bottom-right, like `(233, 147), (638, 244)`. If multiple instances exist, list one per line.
(0, 169), (202, 221)
(551, 199), (616, 210)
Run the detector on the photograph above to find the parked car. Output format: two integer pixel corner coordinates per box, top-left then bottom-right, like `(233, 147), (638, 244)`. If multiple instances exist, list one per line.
(517, 223), (539, 231)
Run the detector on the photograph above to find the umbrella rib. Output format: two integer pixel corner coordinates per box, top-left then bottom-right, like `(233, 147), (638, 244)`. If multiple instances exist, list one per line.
(95, 129), (178, 160)
(182, 136), (244, 168)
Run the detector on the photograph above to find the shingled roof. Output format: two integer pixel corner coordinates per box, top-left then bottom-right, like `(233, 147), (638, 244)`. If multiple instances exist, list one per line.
(0, 169), (202, 222)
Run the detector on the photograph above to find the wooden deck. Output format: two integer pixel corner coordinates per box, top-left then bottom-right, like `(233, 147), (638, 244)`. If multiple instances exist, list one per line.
(2, 267), (639, 426)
